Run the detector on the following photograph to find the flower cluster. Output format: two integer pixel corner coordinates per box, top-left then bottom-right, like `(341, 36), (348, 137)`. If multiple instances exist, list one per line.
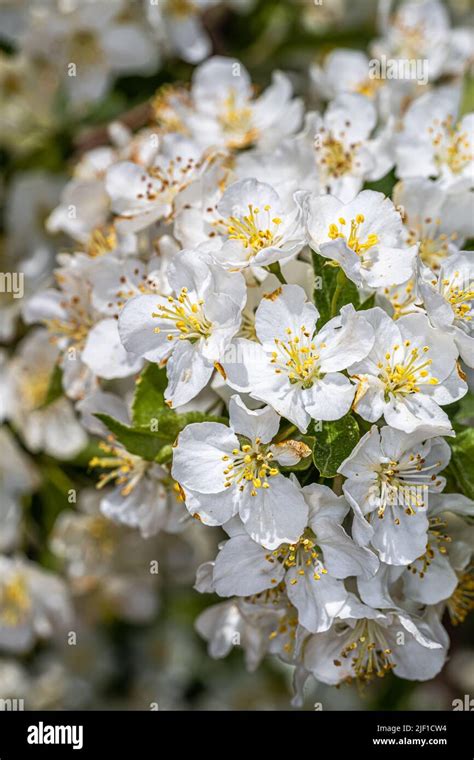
(1, 0), (473, 707)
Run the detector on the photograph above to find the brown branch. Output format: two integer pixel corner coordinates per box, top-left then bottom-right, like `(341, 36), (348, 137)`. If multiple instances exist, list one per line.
(73, 101), (153, 156)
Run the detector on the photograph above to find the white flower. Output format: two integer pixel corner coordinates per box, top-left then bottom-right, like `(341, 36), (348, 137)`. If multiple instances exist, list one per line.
(210, 178), (306, 272)
(78, 391), (187, 538)
(376, 278), (424, 321)
(21, 0), (157, 106)
(0, 556), (72, 654)
(106, 134), (211, 233)
(348, 307), (467, 433)
(356, 493), (474, 611)
(50, 489), (161, 623)
(210, 483), (378, 633)
(47, 147), (115, 243)
(297, 94), (393, 202)
(195, 596), (290, 672)
(118, 250), (245, 407)
(0, 427), (39, 552)
(171, 395), (309, 549)
(224, 285), (375, 432)
(180, 56), (303, 151)
(310, 48), (384, 102)
(303, 602), (448, 685)
(419, 251), (474, 368)
(88, 251), (171, 320)
(234, 139), (320, 210)
(23, 254), (143, 398)
(393, 178), (474, 271)
(372, 0), (473, 81)
(307, 190), (418, 289)
(401, 494), (474, 606)
(395, 86), (474, 190)
(147, 0), (217, 64)
(339, 425), (451, 564)
(1, 329), (87, 459)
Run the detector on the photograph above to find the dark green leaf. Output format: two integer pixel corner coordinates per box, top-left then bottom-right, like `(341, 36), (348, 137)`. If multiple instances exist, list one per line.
(96, 409), (227, 462)
(312, 252), (359, 326)
(95, 414), (169, 461)
(311, 414), (360, 478)
(131, 363), (168, 428)
(449, 429), (474, 500)
(454, 393), (474, 429)
(363, 170), (396, 197)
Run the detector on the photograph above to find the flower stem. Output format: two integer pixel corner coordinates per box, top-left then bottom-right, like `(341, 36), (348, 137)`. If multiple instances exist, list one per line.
(267, 262), (287, 285)
(275, 423), (298, 442)
(330, 267), (347, 318)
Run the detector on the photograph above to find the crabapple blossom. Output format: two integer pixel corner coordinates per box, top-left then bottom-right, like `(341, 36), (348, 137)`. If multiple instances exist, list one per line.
(338, 425), (451, 564)
(223, 284), (375, 431)
(172, 395), (309, 549)
(307, 190), (418, 289)
(118, 250), (245, 407)
(348, 307), (467, 433)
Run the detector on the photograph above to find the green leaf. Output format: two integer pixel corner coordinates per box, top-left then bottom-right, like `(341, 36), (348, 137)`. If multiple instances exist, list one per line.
(95, 414), (169, 461)
(96, 409), (228, 462)
(358, 292), (375, 310)
(131, 363), (168, 428)
(311, 414), (360, 478)
(454, 393), (474, 429)
(363, 169), (397, 197)
(312, 252), (359, 326)
(40, 364), (64, 408)
(449, 429), (474, 500)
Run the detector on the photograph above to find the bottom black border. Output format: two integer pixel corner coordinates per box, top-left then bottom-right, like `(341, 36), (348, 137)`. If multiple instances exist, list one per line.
(0, 710), (471, 757)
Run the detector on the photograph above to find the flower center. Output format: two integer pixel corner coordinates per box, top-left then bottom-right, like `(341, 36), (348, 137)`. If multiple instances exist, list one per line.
(166, 0), (197, 18)
(17, 366), (51, 410)
(382, 281), (417, 319)
(315, 133), (356, 178)
(430, 116), (473, 175)
(0, 574), (31, 627)
(377, 341), (438, 397)
(138, 156), (201, 214)
(152, 287), (212, 342)
(447, 569), (474, 626)
(328, 214), (379, 260)
(271, 326), (325, 389)
(219, 91), (258, 149)
(335, 620), (395, 683)
(226, 203), (282, 257)
(221, 438), (279, 497)
(86, 225), (117, 258)
(45, 281), (93, 348)
(355, 78), (383, 98)
(238, 307), (258, 340)
(438, 272), (473, 322)
(267, 529), (328, 584)
(375, 453), (443, 520)
(90, 442), (148, 497)
(407, 516), (452, 578)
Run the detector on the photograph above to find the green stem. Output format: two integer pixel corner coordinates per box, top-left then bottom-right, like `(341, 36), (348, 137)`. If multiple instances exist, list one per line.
(330, 267), (347, 318)
(267, 262), (287, 285)
(275, 423), (298, 442)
